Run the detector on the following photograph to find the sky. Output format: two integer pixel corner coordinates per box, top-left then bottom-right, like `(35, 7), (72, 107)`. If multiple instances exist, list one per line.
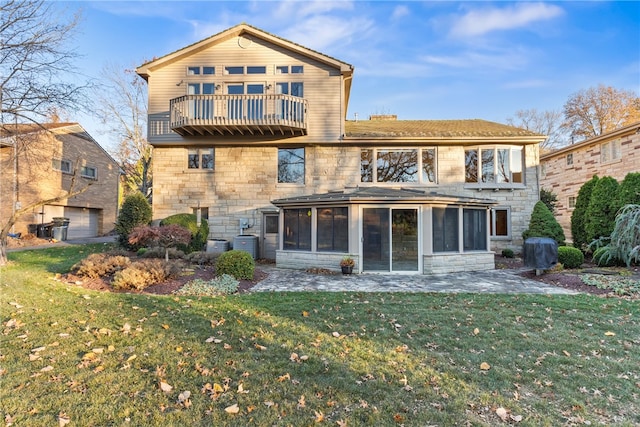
(56, 0), (640, 151)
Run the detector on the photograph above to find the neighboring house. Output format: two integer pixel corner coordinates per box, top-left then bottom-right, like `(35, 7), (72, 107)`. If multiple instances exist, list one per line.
(0, 123), (121, 239)
(136, 23), (545, 274)
(540, 121), (640, 243)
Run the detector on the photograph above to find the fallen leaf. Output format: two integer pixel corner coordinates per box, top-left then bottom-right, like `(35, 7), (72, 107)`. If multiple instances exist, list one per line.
(263, 401), (275, 408)
(302, 311), (309, 317)
(290, 353), (299, 362)
(473, 328), (480, 335)
(605, 331), (616, 336)
(563, 350), (571, 357)
(511, 414), (523, 422)
(314, 410), (324, 423)
(58, 413), (71, 427)
(298, 395), (306, 408)
(254, 344), (267, 351)
(40, 365), (54, 372)
(159, 380), (173, 393)
(225, 404), (240, 414)
(496, 407), (508, 421)
(277, 373), (291, 382)
(162, 324), (170, 329)
(332, 332), (341, 338)
(480, 362), (491, 370)
(178, 390), (191, 402)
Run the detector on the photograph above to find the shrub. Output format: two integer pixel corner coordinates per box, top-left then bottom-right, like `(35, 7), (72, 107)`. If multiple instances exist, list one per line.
(174, 274), (239, 296)
(614, 172), (640, 212)
(540, 188), (558, 214)
(501, 248), (515, 258)
(128, 224), (192, 262)
(138, 247), (185, 260)
(185, 251), (219, 266)
(523, 201), (565, 246)
(114, 192), (152, 249)
(590, 204), (640, 267)
(160, 214), (209, 253)
(557, 246), (584, 269)
(112, 259), (181, 291)
(72, 253), (131, 278)
(216, 250), (254, 280)
(571, 175), (599, 251)
(585, 176), (619, 243)
(137, 248), (148, 256)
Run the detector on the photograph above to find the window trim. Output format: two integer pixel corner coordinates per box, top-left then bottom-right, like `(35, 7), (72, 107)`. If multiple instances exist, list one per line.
(52, 158), (72, 174)
(187, 147), (215, 171)
(80, 165), (98, 180)
(600, 139), (621, 163)
(490, 206), (511, 239)
(464, 146), (525, 189)
(277, 147), (305, 185)
(566, 153), (574, 166)
(316, 206), (349, 253)
(360, 147), (438, 185)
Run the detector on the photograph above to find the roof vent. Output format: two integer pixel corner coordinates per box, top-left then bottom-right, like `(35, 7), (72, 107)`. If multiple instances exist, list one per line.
(369, 114), (397, 121)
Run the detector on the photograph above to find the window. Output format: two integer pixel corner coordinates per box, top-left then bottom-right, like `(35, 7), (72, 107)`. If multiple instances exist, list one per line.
(52, 158), (71, 173)
(568, 196), (577, 209)
(278, 148), (305, 183)
(601, 139), (621, 163)
(247, 66), (266, 74)
(317, 207), (348, 252)
(225, 66), (244, 75)
(276, 66), (289, 74)
(360, 148), (437, 183)
(291, 65), (304, 74)
(566, 153), (573, 166)
(283, 208), (311, 250)
(81, 165), (97, 179)
(187, 66), (200, 75)
(463, 209), (487, 251)
(432, 207), (458, 252)
(465, 147), (523, 185)
(188, 148), (214, 170)
(203, 66), (215, 75)
(490, 208), (510, 237)
(192, 207), (209, 221)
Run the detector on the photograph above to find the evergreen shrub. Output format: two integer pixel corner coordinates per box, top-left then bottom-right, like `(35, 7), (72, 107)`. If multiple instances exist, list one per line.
(585, 176), (619, 243)
(571, 175), (598, 251)
(160, 213), (209, 253)
(114, 192), (152, 249)
(501, 248), (515, 258)
(522, 201), (565, 246)
(216, 250), (254, 280)
(557, 246), (584, 269)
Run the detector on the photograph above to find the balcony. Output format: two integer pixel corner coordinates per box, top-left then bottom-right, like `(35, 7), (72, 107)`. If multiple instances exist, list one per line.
(168, 94), (308, 137)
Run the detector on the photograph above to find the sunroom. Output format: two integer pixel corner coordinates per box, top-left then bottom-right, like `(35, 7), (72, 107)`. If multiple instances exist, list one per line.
(272, 187), (498, 275)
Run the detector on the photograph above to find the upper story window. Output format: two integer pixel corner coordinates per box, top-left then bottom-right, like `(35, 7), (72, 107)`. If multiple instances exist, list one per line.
(276, 65), (304, 74)
(81, 165), (98, 180)
(601, 139), (621, 163)
(188, 148), (214, 170)
(566, 153), (573, 166)
(465, 146), (523, 185)
(224, 66), (266, 75)
(278, 148), (305, 184)
(187, 66), (215, 76)
(568, 196), (577, 209)
(361, 148), (437, 184)
(52, 158), (71, 174)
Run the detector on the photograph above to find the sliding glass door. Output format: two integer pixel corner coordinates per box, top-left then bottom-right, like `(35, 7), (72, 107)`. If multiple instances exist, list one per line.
(363, 207), (419, 272)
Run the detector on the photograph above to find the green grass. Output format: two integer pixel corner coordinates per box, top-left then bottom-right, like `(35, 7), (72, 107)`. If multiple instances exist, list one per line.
(1, 246), (639, 426)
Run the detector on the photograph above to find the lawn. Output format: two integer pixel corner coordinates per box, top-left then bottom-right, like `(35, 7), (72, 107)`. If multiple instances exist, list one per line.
(1, 245), (638, 426)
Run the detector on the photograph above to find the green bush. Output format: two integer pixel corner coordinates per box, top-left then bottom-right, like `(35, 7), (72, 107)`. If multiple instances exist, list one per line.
(215, 250), (254, 280)
(557, 246), (584, 269)
(585, 176), (619, 243)
(501, 248), (515, 258)
(590, 204), (640, 267)
(186, 251), (219, 266)
(614, 172), (640, 211)
(523, 201), (565, 246)
(112, 259), (181, 291)
(160, 213), (209, 253)
(114, 192), (152, 249)
(571, 175), (598, 251)
(138, 247), (185, 260)
(540, 188), (558, 214)
(592, 246), (621, 267)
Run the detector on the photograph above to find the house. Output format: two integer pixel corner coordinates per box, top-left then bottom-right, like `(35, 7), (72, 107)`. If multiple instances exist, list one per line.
(0, 123), (121, 240)
(136, 23), (545, 274)
(540, 121), (640, 243)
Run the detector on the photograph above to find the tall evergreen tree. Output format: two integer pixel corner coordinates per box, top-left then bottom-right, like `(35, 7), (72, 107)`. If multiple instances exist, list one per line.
(585, 176), (619, 242)
(571, 175), (599, 250)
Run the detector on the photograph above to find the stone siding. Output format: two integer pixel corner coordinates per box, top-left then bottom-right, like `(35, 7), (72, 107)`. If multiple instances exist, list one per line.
(423, 252), (495, 274)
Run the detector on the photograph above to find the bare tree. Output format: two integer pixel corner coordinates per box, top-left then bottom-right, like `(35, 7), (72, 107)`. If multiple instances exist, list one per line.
(506, 108), (568, 153)
(0, 0), (89, 265)
(563, 84), (640, 140)
(93, 63), (152, 196)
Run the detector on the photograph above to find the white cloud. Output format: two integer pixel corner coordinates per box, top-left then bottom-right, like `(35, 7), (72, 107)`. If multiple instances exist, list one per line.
(281, 15), (374, 52)
(273, 0), (354, 20)
(449, 3), (564, 38)
(422, 48), (528, 72)
(392, 5), (410, 21)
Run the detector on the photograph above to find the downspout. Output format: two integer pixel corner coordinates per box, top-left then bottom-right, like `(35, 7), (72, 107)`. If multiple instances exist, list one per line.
(12, 133), (18, 234)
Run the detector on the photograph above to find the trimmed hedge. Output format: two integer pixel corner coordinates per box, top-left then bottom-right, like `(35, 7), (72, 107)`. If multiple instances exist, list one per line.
(523, 201), (565, 246)
(215, 250), (254, 280)
(160, 213), (209, 253)
(571, 175), (598, 251)
(585, 176), (619, 243)
(114, 192), (152, 249)
(557, 246), (584, 269)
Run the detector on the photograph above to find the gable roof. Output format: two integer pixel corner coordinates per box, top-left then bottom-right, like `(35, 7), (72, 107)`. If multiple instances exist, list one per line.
(136, 23), (354, 78)
(540, 121), (640, 161)
(272, 186), (498, 207)
(345, 119), (545, 142)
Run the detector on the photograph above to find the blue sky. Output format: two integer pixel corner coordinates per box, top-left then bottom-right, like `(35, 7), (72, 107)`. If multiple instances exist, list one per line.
(59, 1), (639, 150)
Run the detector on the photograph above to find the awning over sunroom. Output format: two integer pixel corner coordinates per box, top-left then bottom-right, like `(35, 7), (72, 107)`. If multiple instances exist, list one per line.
(272, 186), (499, 208)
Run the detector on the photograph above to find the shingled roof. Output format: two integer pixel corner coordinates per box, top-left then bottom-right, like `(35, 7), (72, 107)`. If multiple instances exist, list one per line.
(345, 119), (544, 139)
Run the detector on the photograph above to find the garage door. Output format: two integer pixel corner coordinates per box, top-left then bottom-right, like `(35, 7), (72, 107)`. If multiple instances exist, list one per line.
(64, 207), (99, 239)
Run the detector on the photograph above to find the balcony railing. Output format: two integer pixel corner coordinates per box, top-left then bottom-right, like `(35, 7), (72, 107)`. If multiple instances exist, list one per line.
(168, 94), (308, 137)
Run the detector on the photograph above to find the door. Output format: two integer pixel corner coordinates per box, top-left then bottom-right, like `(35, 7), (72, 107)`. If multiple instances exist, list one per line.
(262, 213), (279, 260)
(362, 207), (419, 272)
